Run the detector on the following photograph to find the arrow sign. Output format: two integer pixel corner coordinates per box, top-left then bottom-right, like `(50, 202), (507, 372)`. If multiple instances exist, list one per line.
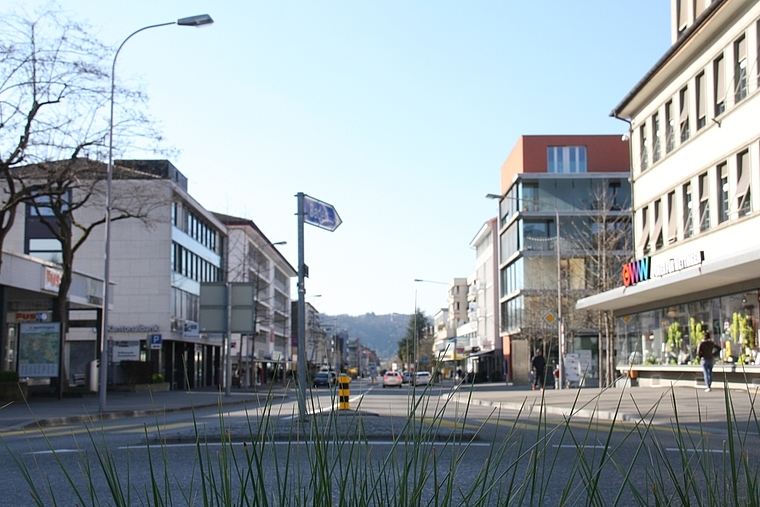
(303, 195), (342, 232)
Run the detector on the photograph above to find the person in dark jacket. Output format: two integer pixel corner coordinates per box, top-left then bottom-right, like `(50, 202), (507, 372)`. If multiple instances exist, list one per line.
(531, 349), (547, 391)
(697, 330), (716, 392)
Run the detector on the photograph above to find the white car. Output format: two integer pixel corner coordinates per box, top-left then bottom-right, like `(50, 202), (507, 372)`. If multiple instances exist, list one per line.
(413, 371), (431, 386)
(383, 371), (403, 388)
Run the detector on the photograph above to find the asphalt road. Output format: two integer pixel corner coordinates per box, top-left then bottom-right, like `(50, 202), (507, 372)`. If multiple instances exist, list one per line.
(3, 380), (760, 506)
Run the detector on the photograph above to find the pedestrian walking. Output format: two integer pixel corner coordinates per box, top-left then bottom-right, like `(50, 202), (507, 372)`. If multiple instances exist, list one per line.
(531, 349), (547, 391)
(697, 330), (716, 392)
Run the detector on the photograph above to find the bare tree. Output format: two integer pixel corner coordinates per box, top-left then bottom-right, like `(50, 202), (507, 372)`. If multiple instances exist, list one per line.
(567, 181), (633, 387)
(0, 7), (164, 270)
(1, 8), (169, 395)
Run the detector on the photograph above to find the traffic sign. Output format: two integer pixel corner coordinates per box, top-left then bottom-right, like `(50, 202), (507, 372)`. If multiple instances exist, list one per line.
(149, 333), (162, 350)
(303, 195), (342, 232)
(543, 312), (557, 325)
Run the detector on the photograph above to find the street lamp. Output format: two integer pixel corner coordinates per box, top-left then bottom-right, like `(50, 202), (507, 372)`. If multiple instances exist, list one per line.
(486, 192), (565, 390)
(100, 14), (214, 412)
(413, 278), (447, 373)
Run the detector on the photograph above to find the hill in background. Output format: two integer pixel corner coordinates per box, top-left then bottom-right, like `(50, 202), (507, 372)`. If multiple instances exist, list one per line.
(323, 313), (411, 362)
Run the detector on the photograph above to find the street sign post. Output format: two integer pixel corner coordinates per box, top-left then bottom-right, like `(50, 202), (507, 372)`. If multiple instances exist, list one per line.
(302, 194), (342, 232)
(296, 192), (342, 420)
(149, 333), (162, 350)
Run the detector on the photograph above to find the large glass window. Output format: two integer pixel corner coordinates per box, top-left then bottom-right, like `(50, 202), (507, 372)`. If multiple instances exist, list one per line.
(616, 290), (760, 367)
(547, 146), (587, 173)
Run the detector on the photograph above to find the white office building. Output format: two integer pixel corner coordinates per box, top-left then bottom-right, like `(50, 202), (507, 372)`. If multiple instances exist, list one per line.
(578, 0), (760, 387)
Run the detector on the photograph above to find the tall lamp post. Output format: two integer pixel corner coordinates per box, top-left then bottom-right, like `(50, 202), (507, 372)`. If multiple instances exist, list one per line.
(486, 193), (564, 390)
(413, 279), (448, 373)
(100, 14), (214, 412)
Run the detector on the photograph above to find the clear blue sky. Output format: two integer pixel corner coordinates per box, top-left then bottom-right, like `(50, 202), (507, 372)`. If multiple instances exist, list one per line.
(14, 1), (670, 317)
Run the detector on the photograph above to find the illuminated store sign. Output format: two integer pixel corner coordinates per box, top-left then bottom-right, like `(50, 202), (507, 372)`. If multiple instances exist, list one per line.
(622, 251), (704, 287)
(622, 257), (651, 287)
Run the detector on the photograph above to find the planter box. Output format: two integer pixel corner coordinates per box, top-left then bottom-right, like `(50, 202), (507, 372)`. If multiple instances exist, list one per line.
(0, 381), (28, 402)
(133, 382), (170, 393)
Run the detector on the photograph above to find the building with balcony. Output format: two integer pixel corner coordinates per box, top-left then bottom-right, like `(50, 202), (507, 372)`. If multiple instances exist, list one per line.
(215, 213), (296, 386)
(492, 135), (631, 385)
(455, 219), (501, 381)
(578, 0), (760, 388)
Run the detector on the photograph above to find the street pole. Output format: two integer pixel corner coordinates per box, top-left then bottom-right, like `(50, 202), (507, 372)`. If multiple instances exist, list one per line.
(296, 193), (308, 420)
(100, 14), (213, 412)
(555, 208), (564, 390)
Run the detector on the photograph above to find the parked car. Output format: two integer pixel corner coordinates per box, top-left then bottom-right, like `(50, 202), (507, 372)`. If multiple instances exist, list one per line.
(413, 371), (431, 386)
(401, 371), (413, 384)
(383, 370), (403, 388)
(313, 371), (336, 388)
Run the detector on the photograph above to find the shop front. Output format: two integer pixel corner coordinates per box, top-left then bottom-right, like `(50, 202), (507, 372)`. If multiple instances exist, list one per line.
(578, 248), (760, 389)
(1, 252), (104, 391)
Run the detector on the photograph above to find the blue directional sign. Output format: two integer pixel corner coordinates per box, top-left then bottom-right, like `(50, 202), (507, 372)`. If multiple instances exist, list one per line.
(149, 333), (162, 350)
(303, 195), (342, 232)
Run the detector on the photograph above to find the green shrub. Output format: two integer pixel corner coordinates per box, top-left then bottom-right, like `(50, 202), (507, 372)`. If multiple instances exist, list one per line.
(151, 373), (164, 383)
(0, 370), (19, 382)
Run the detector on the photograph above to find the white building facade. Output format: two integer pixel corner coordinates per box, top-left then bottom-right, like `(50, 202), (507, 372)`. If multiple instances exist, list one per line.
(215, 213), (296, 386)
(579, 0), (760, 387)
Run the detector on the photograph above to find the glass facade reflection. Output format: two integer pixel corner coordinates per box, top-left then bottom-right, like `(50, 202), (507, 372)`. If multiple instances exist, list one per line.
(616, 290), (760, 367)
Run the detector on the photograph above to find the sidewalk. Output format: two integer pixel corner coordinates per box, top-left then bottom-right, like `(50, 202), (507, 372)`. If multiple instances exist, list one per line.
(0, 384), (289, 431)
(2, 381), (757, 434)
(451, 382), (760, 433)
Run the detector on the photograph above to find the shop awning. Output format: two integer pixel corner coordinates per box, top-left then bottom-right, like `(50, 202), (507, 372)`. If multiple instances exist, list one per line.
(577, 246), (760, 312)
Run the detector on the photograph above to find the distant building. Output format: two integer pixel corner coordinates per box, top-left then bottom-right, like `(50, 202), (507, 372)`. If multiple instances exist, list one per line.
(456, 219), (501, 381)
(492, 135), (631, 385)
(214, 213), (296, 386)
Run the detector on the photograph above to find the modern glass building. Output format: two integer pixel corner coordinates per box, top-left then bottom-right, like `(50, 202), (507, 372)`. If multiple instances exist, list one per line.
(493, 135), (631, 385)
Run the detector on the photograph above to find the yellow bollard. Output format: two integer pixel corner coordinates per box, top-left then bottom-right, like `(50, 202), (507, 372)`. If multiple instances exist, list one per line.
(338, 374), (350, 410)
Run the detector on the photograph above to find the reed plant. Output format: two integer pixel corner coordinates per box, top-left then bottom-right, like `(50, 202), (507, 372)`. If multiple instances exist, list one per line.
(4, 377), (760, 506)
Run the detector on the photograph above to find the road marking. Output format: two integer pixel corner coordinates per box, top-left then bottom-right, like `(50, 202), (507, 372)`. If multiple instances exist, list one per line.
(665, 447), (732, 453)
(27, 449), (80, 455)
(553, 445), (608, 449)
(119, 440), (492, 450)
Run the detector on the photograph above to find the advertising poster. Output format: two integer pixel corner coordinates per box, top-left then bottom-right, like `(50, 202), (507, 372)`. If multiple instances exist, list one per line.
(112, 340), (140, 363)
(18, 322), (60, 377)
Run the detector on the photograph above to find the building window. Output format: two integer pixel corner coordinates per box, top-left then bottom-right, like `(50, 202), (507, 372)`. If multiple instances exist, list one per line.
(665, 100), (675, 153)
(638, 205), (650, 254)
(667, 190), (678, 244)
(677, 0), (688, 35)
(683, 182), (693, 238)
(652, 113), (661, 162)
(717, 162), (729, 224)
(679, 86), (690, 143)
(696, 72), (706, 130)
(699, 172), (710, 232)
(639, 124), (649, 171)
(521, 182), (539, 211)
(757, 21), (760, 88)
(653, 198), (664, 250)
(547, 146), (587, 173)
(737, 150), (751, 217)
(734, 35), (748, 104)
(714, 54), (726, 116)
